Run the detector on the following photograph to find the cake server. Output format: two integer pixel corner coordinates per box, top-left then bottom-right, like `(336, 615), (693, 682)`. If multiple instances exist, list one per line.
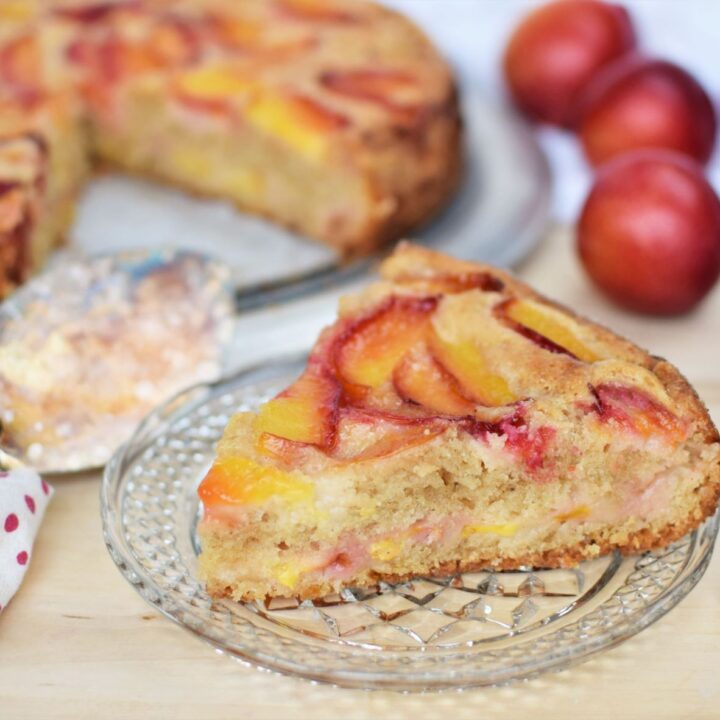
(0, 249), (235, 474)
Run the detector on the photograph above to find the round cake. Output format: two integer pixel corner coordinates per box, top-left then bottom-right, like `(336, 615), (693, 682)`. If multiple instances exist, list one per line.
(0, 0), (462, 297)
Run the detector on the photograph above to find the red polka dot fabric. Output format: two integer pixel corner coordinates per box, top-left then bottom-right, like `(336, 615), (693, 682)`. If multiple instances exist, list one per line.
(0, 468), (52, 611)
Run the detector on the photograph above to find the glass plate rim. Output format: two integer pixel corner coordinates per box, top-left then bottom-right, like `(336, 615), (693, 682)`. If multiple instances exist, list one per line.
(101, 355), (719, 691)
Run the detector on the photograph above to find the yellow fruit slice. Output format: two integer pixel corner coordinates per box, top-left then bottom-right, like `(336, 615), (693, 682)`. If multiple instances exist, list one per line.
(0, 1), (34, 21)
(429, 331), (516, 407)
(337, 298), (435, 390)
(393, 347), (475, 415)
(245, 93), (347, 162)
(198, 456), (314, 507)
(370, 539), (402, 561)
(554, 505), (590, 522)
(255, 369), (338, 446)
(175, 64), (254, 102)
(462, 522), (518, 538)
(505, 299), (598, 362)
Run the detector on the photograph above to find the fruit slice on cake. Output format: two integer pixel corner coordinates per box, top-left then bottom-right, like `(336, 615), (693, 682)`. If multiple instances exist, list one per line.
(197, 243), (720, 601)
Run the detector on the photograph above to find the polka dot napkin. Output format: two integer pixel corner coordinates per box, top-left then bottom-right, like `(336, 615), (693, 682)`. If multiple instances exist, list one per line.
(0, 468), (52, 611)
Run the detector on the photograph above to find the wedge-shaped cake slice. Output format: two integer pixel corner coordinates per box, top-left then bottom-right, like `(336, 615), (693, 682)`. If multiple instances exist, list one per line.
(198, 243), (720, 601)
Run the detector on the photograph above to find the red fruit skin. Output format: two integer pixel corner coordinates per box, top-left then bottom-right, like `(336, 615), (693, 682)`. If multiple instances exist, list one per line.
(503, 0), (636, 127)
(578, 58), (717, 166)
(54, 1), (140, 23)
(578, 151), (720, 315)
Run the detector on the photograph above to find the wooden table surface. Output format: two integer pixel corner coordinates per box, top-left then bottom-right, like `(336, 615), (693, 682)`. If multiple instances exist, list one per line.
(2, 225), (719, 720)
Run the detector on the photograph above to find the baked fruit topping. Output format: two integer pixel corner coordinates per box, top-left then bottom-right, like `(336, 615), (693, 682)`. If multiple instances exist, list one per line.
(320, 68), (423, 124)
(255, 358), (340, 448)
(498, 298), (599, 361)
(197, 244), (720, 601)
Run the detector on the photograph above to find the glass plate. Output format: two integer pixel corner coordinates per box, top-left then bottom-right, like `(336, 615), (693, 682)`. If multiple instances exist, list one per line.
(68, 86), (550, 310)
(101, 357), (719, 690)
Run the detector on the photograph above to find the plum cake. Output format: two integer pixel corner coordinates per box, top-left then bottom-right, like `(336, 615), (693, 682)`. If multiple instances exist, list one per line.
(0, 0), (461, 296)
(198, 243), (720, 601)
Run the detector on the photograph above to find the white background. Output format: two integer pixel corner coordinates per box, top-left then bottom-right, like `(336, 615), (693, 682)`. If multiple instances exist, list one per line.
(384, 0), (720, 222)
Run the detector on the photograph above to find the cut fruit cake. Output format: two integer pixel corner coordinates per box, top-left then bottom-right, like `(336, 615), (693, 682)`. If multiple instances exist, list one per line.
(0, 0), (460, 297)
(198, 243), (720, 601)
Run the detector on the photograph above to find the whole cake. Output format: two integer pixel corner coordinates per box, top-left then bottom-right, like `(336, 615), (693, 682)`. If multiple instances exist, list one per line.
(0, 0), (461, 296)
(198, 243), (720, 601)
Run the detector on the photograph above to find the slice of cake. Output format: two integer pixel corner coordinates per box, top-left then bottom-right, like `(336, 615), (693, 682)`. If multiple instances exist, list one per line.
(197, 243), (720, 601)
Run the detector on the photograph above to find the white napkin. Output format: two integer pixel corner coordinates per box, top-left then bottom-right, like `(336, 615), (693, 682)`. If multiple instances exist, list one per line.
(0, 468), (52, 611)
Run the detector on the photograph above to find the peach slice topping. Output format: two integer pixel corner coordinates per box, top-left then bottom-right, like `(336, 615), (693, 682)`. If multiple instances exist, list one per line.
(335, 296), (437, 390)
(198, 456), (314, 507)
(0, 2), (36, 22)
(173, 64), (254, 105)
(429, 331), (516, 407)
(255, 362), (340, 448)
(245, 92), (348, 161)
(208, 17), (264, 48)
(208, 16), (314, 59)
(393, 346), (475, 416)
(277, 0), (359, 23)
(175, 68), (349, 157)
(589, 383), (685, 442)
(0, 35), (42, 103)
(146, 17), (202, 67)
(252, 291), (573, 463)
(501, 299), (599, 362)
(320, 69), (422, 123)
(105, 41), (167, 77)
(67, 22), (199, 112)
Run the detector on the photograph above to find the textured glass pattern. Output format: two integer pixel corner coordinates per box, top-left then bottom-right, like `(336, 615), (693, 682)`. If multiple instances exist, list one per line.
(101, 357), (719, 690)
